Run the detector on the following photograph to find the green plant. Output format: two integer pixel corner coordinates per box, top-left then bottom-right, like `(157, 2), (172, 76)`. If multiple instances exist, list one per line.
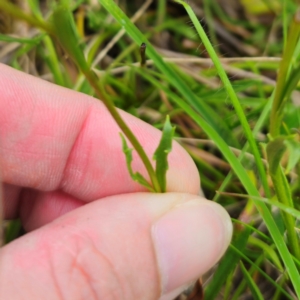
(1, 0), (300, 298)
(0, 0), (176, 194)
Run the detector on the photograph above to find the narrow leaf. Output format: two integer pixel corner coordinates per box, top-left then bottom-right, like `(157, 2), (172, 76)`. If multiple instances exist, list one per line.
(205, 228), (250, 299)
(231, 245), (294, 299)
(0, 33), (43, 44)
(266, 137), (287, 176)
(153, 116), (175, 193)
(51, 6), (89, 72)
(120, 134), (154, 192)
(285, 139), (300, 174)
(240, 261), (264, 300)
(98, 0), (239, 148)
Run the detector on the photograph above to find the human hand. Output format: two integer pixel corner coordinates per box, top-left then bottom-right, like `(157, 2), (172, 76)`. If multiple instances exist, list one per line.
(0, 64), (232, 300)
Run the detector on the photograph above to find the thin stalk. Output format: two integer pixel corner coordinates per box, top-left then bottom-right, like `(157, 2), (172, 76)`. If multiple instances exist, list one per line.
(203, 0), (219, 54)
(271, 167), (300, 261)
(43, 36), (66, 86)
(27, 0), (66, 87)
(83, 70), (161, 192)
(270, 10), (300, 137)
(213, 94), (273, 202)
(230, 245), (295, 300)
(156, 0), (166, 27)
(174, 0), (270, 198)
(268, 10), (300, 262)
(283, 0), (288, 48)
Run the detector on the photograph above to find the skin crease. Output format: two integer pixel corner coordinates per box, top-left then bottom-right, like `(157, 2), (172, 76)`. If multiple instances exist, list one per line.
(0, 64), (232, 300)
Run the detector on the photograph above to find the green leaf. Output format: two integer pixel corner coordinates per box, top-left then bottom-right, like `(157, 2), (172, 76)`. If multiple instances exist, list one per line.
(205, 228), (250, 299)
(98, 0), (239, 148)
(173, 0), (270, 197)
(120, 133), (155, 192)
(153, 116), (175, 193)
(51, 5), (89, 72)
(280, 65), (300, 113)
(262, 197), (300, 221)
(0, 33), (43, 44)
(266, 136), (299, 261)
(266, 137), (287, 176)
(249, 236), (283, 271)
(240, 261), (264, 300)
(285, 139), (300, 174)
(230, 245), (294, 300)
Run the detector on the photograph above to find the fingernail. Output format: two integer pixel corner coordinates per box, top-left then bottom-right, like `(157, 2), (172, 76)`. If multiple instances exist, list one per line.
(152, 199), (232, 297)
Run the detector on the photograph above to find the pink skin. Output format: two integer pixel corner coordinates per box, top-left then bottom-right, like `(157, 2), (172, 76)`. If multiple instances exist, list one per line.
(0, 64), (232, 300)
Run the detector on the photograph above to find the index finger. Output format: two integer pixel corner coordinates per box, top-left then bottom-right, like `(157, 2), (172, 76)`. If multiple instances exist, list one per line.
(0, 64), (200, 202)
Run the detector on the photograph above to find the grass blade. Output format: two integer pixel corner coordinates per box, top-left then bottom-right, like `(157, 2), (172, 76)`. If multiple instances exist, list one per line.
(173, 0), (270, 198)
(205, 228), (250, 299)
(98, 0), (239, 148)
(239, 261), (265, 300)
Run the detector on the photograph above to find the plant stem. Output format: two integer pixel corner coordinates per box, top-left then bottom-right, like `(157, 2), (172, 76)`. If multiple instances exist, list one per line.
(268, 10), (300, 262)
(156, 0), (166, 27)
(271, 168), (300, 261)
(270, 10), (300, 137)
(83, 70), (161, 192)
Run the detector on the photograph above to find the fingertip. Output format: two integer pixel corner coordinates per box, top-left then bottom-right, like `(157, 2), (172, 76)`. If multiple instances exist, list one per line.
(166, 140), (200, 194)
(152, 198), (232, 296)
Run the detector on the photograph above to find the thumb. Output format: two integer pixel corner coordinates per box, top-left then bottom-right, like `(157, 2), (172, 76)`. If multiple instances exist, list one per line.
(0, 193), (232, 300)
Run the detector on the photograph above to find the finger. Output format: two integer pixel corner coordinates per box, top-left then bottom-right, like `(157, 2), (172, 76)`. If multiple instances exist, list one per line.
(19, 189), (85, 231)
(0, 193), (232, 300)
(0, 64), (200, 216)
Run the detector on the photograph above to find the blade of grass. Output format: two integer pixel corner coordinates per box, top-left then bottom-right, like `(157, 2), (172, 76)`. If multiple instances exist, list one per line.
(230, 244), (294, 300)
(266, 9), (300, 266)
(173, 0), (270, 199)
(156, 0), (166, 28)
(98, 0), (240, 148)
(131, 67), (300, 296)
(213, 94), (273, 202)
(270, 10), (300, 137)
(0, 34), (41, 44)
(203, 0), (219, 54)
(205, 228), (251, 299)
(249, 236), (283, 271)
(224, 192), (300, 221)
(27, 0), (68, 87)
(240, 261), (264, 300)
(267, 138), (300, 260)
(231, 255), (265, 300)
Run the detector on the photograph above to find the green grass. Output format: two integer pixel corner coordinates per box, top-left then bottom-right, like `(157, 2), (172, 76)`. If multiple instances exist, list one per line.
(1, 0), (300, 298)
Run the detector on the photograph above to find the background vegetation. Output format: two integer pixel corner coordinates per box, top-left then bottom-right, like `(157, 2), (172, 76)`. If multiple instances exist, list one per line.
(1, 0), (300, 299)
